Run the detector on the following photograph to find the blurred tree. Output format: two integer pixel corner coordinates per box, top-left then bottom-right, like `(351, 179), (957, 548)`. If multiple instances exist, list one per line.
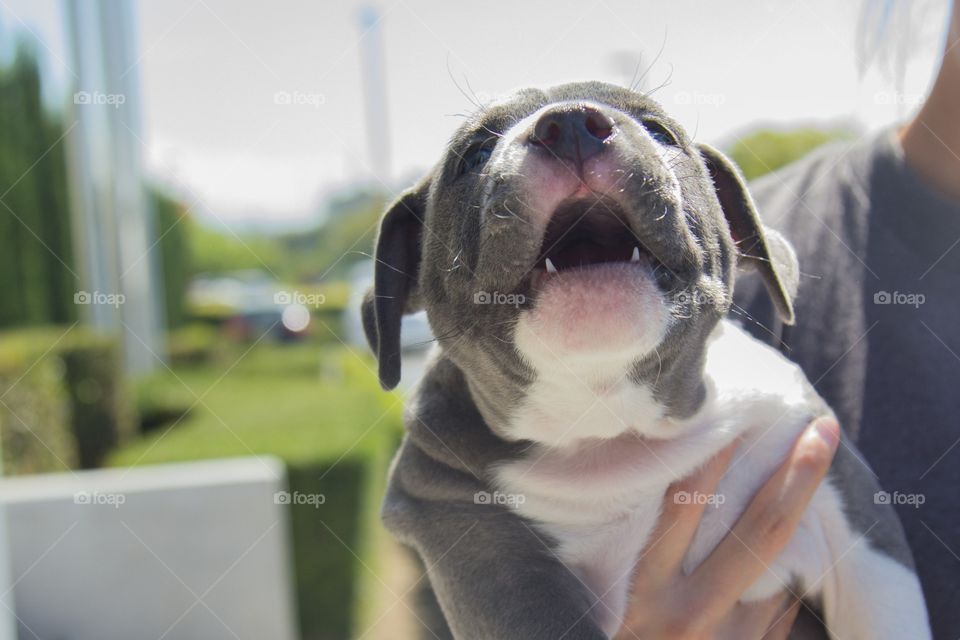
(727, 127), (855, 181)
(186, 219), (284, 276)
(0, 43), (202, 332)
(180, 187), (386, 284)
(0, 44), (75, 328)
(303, 189), (385, 281)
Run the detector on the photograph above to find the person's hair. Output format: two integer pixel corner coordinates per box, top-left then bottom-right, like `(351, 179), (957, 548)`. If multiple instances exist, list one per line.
(856, 0), (953, 91)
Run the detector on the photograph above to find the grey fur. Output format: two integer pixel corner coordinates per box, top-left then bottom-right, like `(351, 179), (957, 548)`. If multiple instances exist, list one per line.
(828, 435), (916, 569)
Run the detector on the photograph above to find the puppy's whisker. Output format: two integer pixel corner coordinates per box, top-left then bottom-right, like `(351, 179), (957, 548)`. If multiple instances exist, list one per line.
(632, 28), (669, 92)
(373, 258), (413, 277)
(651, 346), (663, 390)
(447, 62), (483, 111)
(501, 201), (529, 224)
(643, 63), (674, 98)
(462, 74), (487, 110)
(512, 195), (535, 211)
(478, 125), (504, 139)
(728, 302), (792, 353)
(446, 250), (466, 273)
(428, 326), (470, 344)
(735, 253), (821, 281)
(446, 54), (481, 111)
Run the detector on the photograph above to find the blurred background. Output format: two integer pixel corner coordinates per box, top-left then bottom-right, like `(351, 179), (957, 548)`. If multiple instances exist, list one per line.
(0, 0), (949, 638)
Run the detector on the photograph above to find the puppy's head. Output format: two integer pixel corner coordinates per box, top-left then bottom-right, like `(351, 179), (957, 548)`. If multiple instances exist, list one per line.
(363, 81), (797, 440)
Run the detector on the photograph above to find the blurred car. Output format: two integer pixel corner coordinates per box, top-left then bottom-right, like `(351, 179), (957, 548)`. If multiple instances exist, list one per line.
(186, 270), (312, 341)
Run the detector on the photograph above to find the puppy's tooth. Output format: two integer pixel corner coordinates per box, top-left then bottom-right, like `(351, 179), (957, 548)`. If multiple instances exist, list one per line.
(631, 247), (641, 263)
(545, 257), (558, 274)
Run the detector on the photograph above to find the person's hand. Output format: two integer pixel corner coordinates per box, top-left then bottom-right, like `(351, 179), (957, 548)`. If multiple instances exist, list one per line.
(615, 417), (840, 640)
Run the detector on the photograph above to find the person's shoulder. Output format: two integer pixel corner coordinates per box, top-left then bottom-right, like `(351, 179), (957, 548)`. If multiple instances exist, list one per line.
(732, 133), (885, 345)
(749, 135), (874, 231)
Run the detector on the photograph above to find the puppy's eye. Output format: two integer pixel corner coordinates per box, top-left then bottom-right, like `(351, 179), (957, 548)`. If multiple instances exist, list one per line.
(642, 120), (680, 147)
(460, 146), (492, 175)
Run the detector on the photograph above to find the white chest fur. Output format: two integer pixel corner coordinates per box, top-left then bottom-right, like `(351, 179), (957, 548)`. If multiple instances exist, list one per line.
(491, 321), (921, 638)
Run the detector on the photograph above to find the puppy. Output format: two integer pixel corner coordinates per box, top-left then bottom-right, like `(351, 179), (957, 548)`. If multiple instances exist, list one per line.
(362, 82), (930, 639)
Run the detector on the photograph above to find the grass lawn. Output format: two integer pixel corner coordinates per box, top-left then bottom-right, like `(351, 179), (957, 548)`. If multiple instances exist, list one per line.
(109, 339), (404, 640)
(110, 341), (402, 467)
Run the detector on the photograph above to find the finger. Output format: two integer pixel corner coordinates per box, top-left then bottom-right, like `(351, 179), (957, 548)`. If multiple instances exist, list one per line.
(763, 596), (802, 640)
(639, 442), (738, 579)
(687, 417), (840, 619)
(723, 593), (790, 639)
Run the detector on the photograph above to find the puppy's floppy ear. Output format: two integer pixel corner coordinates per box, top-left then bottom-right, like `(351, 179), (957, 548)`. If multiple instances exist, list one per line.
(698, 143), (798, 325)
(361, 179), (429, 390)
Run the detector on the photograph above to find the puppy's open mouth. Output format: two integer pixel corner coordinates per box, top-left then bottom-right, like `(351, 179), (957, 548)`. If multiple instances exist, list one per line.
(534, 199), (659, 279)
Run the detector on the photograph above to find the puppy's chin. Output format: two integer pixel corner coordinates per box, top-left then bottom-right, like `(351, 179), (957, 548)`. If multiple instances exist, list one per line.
(514, 262), (669, 368)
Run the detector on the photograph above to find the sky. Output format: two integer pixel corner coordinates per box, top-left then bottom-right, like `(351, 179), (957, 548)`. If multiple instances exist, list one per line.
(0, 0), (952, 229)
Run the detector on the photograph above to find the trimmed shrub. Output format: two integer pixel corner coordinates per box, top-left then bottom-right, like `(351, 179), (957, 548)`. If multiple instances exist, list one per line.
(287, 461), (366, 640)
(0, 327), (133, 474)
(0, 338), (75, 474)
(60, 332), (133, 468)
(134, 372), (193, 434)
(167, 322), (224, 366)
(150, 189), (190, 329)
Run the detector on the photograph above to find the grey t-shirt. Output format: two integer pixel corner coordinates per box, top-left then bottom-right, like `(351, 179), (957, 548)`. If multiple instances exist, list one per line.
(734, 129), (960, 638)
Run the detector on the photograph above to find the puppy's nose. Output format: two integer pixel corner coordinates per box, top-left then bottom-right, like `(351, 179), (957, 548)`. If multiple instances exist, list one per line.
(529, 105), (615, 166)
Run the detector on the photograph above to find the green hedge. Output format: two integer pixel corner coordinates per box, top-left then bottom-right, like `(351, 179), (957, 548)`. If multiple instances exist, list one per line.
(134, 372), (193, 434)
(0, 327), (133, 474)
(287, 460), (366, 640)
(727, 127), (854, 181)
(0, 336), (75, 474)
(167, 322), (225, 367)
(0, 45), (76, 330)
(60, 332), (134, 467)
(150, 189), (191, 330)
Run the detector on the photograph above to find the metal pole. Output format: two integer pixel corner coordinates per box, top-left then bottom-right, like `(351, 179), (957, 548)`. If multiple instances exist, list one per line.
(64, 0), (165, 374)
(358, 6), (392, 187)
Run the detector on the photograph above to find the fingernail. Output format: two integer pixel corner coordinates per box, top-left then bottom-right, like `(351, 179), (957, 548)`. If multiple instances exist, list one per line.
(811, 417), (840, 450)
